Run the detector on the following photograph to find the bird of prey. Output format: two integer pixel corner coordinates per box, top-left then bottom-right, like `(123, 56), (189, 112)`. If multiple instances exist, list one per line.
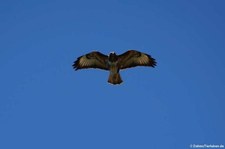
(73, 50), (156, 85)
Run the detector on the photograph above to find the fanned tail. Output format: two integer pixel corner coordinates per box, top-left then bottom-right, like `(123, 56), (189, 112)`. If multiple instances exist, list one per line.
(108, 72), (123, 85)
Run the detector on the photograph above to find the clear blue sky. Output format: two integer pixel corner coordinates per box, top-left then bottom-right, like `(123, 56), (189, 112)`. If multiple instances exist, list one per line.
(0, 0), (225, 148)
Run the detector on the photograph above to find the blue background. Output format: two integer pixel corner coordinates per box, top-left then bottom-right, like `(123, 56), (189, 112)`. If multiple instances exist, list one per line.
(0, 0), (225, 148)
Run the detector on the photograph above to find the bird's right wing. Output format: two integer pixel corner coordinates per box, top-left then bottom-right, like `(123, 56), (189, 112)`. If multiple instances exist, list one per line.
(73, 51), (109, 70)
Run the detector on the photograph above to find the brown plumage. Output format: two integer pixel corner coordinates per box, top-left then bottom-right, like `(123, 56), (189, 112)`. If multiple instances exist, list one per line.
(73, 50), (156, 85)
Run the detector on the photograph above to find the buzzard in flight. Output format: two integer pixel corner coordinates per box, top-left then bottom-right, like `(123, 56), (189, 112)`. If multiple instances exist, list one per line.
(73, 50), (156, 85)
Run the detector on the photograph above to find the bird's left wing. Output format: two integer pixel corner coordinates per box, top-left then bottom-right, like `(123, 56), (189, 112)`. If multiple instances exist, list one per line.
(73, 51), (109, 70)
(118, 50), (156, 69)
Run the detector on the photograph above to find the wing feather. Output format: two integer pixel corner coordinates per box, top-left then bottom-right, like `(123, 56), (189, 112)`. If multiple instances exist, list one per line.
(73, 51), (109, 70)
(118, 50), (156, 69)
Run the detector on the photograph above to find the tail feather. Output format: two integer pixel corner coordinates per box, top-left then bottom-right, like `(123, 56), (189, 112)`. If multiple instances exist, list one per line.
(108, 73), (123, 85)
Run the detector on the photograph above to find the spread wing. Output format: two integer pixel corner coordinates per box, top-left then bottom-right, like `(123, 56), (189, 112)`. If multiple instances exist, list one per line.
(118, 50), (156, 69)
(73, 51), (109, 70)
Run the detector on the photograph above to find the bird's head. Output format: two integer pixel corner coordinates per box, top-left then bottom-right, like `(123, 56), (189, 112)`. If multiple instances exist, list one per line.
(109, 52), (118, 62)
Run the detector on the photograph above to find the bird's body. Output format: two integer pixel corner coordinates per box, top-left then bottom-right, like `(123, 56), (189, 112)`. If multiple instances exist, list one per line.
(107, 52), (122, 84)
(73, 50), (156, 85)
